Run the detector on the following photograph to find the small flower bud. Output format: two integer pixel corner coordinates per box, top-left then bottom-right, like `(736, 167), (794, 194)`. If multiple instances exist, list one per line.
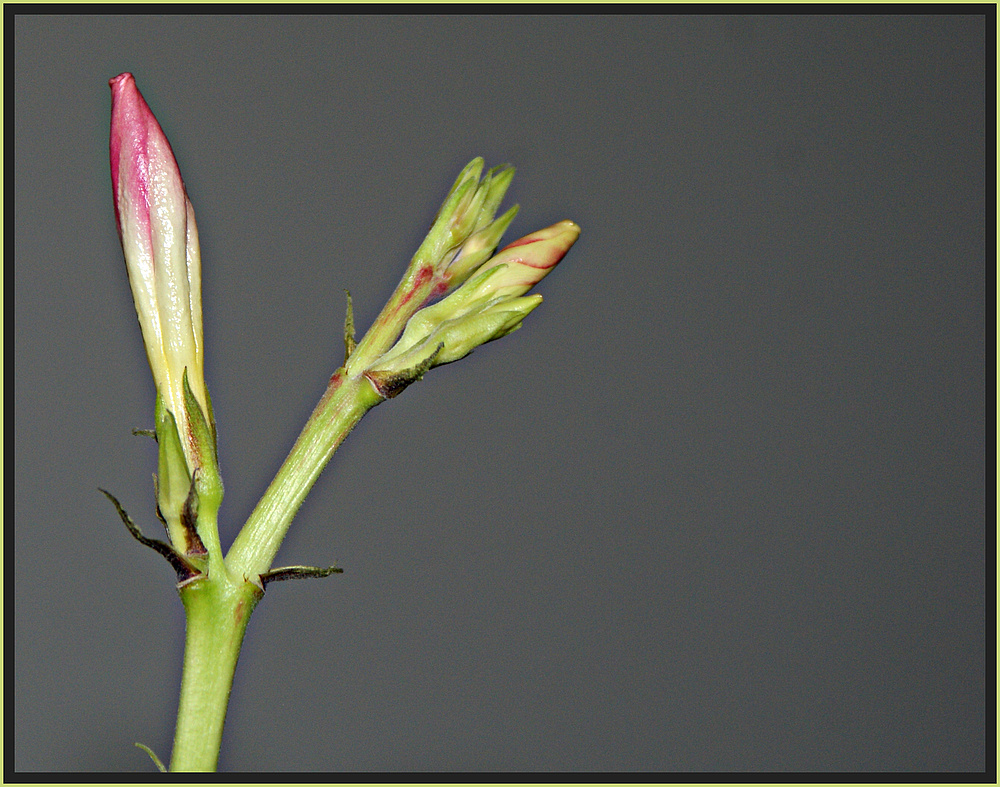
(473, 220), (581, 301)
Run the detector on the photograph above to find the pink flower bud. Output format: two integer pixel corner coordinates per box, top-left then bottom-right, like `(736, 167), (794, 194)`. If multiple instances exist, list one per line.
(109, 73), (210, 476)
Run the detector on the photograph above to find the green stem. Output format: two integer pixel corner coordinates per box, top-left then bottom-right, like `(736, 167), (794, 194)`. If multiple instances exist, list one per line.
(225, 369), (383, 581)
(169, 559), (259, 772)
(168, 369), (383, 771)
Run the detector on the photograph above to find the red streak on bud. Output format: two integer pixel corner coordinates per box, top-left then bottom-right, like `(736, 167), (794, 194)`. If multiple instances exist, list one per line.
(518, 254), (555, 270)
(500, 235), (539, 251)
(399, 265), (434, 308)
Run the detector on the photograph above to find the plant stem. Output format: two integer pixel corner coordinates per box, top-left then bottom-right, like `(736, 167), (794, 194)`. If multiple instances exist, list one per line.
(167, 369), (383, 771)
(170, 546), (259, 772)
(226, 369), (383, 580)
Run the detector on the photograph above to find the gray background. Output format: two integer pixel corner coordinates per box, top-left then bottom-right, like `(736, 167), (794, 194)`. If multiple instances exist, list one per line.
(13, 15), (987, 773)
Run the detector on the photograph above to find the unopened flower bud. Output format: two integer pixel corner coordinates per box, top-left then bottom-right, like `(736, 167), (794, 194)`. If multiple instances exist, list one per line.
(109, 73), (222, 534)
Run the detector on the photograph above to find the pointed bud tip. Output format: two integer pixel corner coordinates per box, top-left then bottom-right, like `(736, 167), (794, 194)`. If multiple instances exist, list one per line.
(500, 220), (580, 252)
(109, 72), (134, 90)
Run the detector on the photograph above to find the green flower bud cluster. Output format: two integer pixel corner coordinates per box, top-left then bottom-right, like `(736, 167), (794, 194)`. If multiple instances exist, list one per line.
(362, 214), (581, 399)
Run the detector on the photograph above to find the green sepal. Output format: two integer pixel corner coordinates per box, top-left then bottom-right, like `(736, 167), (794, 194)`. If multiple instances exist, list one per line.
(154, 390), (192, 551)
(180, 470), (208, 557)
(448, 171), (490, 244)
(182, 368), (223, 513)
(440, 157), (484, 210)
(434, 178), (477, 252)
(203, 382), (218, 456)
(100, 488), (204, 583)
(424, 298), (536, 366)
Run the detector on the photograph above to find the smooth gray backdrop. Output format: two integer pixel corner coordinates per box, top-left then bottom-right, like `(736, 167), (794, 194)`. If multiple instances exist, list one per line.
(13, 14), (987, 773)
